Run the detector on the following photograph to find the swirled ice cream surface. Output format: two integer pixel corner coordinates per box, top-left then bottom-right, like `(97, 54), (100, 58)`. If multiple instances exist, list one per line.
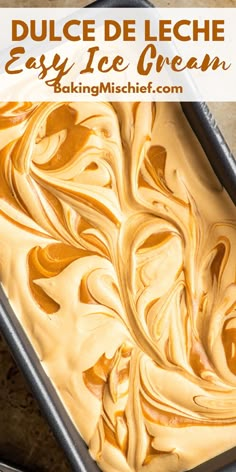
(0, 102), (236, 472)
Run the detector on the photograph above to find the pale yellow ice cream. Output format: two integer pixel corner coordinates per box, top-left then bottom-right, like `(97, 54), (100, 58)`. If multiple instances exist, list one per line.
(0, 101), (236, 472)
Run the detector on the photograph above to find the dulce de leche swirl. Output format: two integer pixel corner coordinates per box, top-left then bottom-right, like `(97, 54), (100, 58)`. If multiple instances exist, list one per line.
(0, 102), (236, 472)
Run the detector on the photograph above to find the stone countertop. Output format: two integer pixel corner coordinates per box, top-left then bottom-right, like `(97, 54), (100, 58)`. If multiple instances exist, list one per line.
(0, 334), (70, 472)
(0, 1), (235, 472)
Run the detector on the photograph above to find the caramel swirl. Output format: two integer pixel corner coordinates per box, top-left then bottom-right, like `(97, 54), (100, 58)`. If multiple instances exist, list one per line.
(0, 102), (236, 472)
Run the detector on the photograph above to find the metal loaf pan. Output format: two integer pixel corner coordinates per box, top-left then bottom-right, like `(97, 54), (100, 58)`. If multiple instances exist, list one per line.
(0, 1), (236, 472)
(0, 462), (29, 472)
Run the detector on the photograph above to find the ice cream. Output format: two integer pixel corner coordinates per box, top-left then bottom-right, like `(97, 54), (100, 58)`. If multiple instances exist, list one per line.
(0, 101), (236, 472)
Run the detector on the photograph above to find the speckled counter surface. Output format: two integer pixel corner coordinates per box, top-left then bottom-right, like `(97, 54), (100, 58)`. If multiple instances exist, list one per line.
(0, 334), (70, 472)
(0, 1), (235, 471)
